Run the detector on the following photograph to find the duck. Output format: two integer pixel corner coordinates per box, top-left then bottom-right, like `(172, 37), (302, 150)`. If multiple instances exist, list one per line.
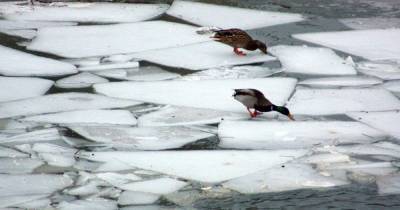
(233, 89), (295, 120)
(211, 28), (267, 56)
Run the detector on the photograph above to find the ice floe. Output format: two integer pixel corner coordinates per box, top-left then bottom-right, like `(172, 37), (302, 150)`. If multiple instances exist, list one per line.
(118, 191), (160, 205)
(0, 93), (140, 119)
(94, 66), (180, 82)
(166, 0), (303, 30)
(120, 178), (187, 194)
(223, 163), (349, 194)
(0, 146), (29, 158)
(28, 21), (209, 58)
(57, 198), (117, 210)
(69, 125), (213, 150)
(0, 45), (76, 77)
(0, 29), (37, 39)
(65, 181), (100, 196)
(287, 88), (400, 115)
(0, 128), (60, 144)
(299, 76), (382, 88)
(96, 172), (142, 187)
(315, 144), (400, 159)
(55, 72), (109, 89)
(0, 76), (53, 102)
(377, 174), (400, 195)
(20, 109), (137, 126)
(0, 174), (73, 197)
(0, 194), (49, 208)
(382, 80), (400, 97)
(218, 121), (385, 149)
(1, 2), (168, 23)
(269, 45), (356, 75)
(356, 61), (400, 80)
(13, 197), (51, 209)
(347, 111), (400, 140)
(293, 29), (400, 61)
(0, 20), (77, 30)
(138, 106), (246, 127)
(77, 150), (307, 183)
(94, 78), (297, 113)
(78, 61), (139, 72)
(339, 18), (400, 30)
(0, 158), (43, 174)
(132, 42), (276, 70)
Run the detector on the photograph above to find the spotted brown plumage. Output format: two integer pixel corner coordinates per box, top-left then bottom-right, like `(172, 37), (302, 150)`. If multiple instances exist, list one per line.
(212, 28), (268, 56)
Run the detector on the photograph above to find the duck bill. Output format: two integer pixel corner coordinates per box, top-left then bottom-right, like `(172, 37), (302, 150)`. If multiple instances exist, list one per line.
(287, 114), (295, 121)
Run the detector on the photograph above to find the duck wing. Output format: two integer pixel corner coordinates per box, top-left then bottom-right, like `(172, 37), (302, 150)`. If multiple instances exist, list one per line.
(214, 29), (252, 47)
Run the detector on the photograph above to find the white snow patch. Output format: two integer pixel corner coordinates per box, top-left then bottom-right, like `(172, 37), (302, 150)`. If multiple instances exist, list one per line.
(0, 76), (53, 102)
(299, 76), (382, 88)
(120, 177), (187, 194)
(55, 72), (108, 89)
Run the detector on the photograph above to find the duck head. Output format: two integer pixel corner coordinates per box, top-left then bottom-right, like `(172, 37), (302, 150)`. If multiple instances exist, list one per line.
(253, 40), (267, 54)
(274, 106), (295, 121)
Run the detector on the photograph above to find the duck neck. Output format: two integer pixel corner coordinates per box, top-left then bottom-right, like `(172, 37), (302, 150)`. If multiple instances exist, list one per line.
(245, 40), (259, 50)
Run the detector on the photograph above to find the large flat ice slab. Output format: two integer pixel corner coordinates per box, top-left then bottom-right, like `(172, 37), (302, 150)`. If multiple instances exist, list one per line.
(299, 76), (382, 88)
(1, 2), (168, 23)
(94, 78), (297, 113)
(287, 88), (400, 115)
(28, 21), (210, 58)
(132, 42), (275, 70)
(0, 76), (53, 102)
(0, 93), (140, 119)
(269, 45), (356, 75)
(218, 121), (385, 149)
(69, 125), (213, 150)
(0, 45), (76, 76)
(223, 163), (348, 193)
(166, 0), (303, 30)
(347, 111), (400, 140)
(293, 29), (400, 61)
(77, 150), (307, 183)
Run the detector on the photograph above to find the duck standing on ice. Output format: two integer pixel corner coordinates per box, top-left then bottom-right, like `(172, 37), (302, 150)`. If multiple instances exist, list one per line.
(211, 28), (268, 56)
(233, 89), (295, 120)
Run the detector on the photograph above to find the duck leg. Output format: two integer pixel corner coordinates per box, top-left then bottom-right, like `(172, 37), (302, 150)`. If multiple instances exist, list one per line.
(234, 47), (246, 56)
(247, 108), (257, 118)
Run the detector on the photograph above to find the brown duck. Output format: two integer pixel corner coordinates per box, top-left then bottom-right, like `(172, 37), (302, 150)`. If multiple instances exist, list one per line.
(212, 28), (267, 56)
(233, 89), (295, 120)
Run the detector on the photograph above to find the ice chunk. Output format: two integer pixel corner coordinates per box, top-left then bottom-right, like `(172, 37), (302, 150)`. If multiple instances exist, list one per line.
(120, 205), (183, 210)
(293, 29), (400, 61)
(287, 88), (400, 115)
(32, 143), (76, 154)
(347, 111), (400, 140)
(1, 2), (168, 23)
(78, 61), (139, 72)
(77, 150), (307, 183)
(319, 161), (397, 177)
(138, 106), (246, 127)
(118, 191), (160, 205)
(0, 174), (73, 197)
(0, 146), (29, 158)
(356, 61), (400, 80)
(57, 198), (117, 210)
(298, 153), (351, 164)
(377, 174), (400, 195)
(0, 194), (48, 208)
(13, 197), (51, 209)
(0, 128), (60, 144)
(65, 181), (100, 196)
(94, 78), (297, 113)
(218, 121), (385, 149)
(224, 163), (348, 193)
(120, 177), (187, 194)
(0, 45), (76, 77)
(94, 66), (180, 82)
(0, 29), (37, 39)
(96, 172), (142, 187)
(0, 76), (53, 102)
(132, 42), (276, 70)
(180, 65), (281, 80)
(166, 0), (303, 30)
(339, 18), (400, 30)
(28, 21), (210, 58)
(382, 80), (400, 97)
(299, 76), (382, 88)
(0, 20), (77, 30)
(269, 45), (356, 75)
(316, 144), (400, 159)
(0, 158), (43, 174)
(39, 153), (75, 167)
(0, 93), (140, 119)
(55, 72), (109, 89)
(69, 125), (213, 150)
(20, 109), (137, 126)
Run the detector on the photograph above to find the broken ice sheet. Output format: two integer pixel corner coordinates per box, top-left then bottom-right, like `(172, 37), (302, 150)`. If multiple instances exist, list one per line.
(77, 150), (307, 183)
(0, 29), (37, 39)
(356, 61), (400, 80)
(0, 20), (77, 30)
(138, 105), (246, 127)
(57, 198), (117, 210)
(218, 121), (385, 150)
(94, 66), (180, 82)
(0, 146), (29, 158)
(1, 2), (169, 23)
(315, 144), (400, 159)
(0, 158), (43, 174)
(78, 61), (139, 72)
(287, 88), (400, 116)
(347, 111), (400, 140)
(118, 191), (160, 205)
(223, 163), (349, 194)
(293, 29), (400, 61)
(0, 194), (49, 208)
(132, 41), (276, 70)
(180, 65), (281, 80)
(339, 18), (400, 30)
(166, 0), (303, 30)
(0, 128), (60, 144)
(94, 78), (297, 113)
(120, 177), (187, 194)
(20, 109), (137, 126)
(269, 45), (356, 75)
(0, 45), (76, 77)
(69, 125), (213, 150)
(55, 72), (109, 89)
(28, 21), (209, 58)
(299, 76), (382, 88)
(0, 92), (140, 119)
(382, 80), (400, 97)
(0, 76), (53, 102)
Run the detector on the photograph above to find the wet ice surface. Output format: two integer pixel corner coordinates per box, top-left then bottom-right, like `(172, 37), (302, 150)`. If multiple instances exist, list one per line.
(1, 0), (400, 209)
